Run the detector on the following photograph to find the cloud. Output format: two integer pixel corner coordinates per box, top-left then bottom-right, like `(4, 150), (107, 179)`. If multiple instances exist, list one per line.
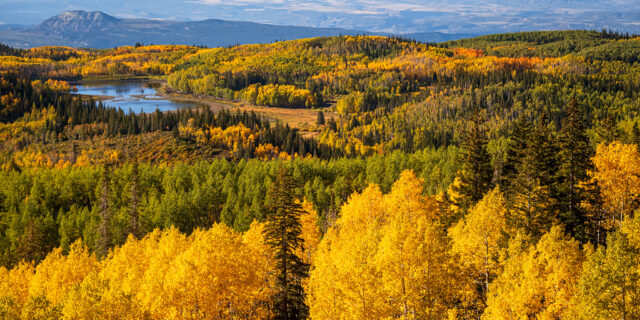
(117, 13), (148, 18)
(179, 0), (640, 34)
(193, 0), (286, 5)
(187, 0), (527, 18)
(190, 0), (640, 13)
(190, 0), (394, 15)
(5, 0), (638, 33)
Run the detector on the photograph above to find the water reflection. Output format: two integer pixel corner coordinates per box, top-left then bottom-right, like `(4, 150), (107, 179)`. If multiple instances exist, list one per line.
(73, 81), (198, 113)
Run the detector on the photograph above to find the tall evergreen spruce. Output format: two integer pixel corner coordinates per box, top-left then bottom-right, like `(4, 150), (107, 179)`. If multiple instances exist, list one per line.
(264, 167), (310, 320)
(501, 114), (533, 190)
(510, 152), (554, 239)
(530, 114), (560, 190)
(453, 111), (494, 211)
(557, 97), (593, 241)
(527, 115), (560, 198)
(503, 114), (561, 239)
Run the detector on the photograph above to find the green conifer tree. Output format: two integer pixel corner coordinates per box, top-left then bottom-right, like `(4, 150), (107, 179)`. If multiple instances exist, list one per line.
(501, 114), (533, 190)
(557, 97), (593, 241)
(264, 167), (310, 320)
(452, 111), (494, 211)
(529, 114), (560, 190)
(509, 152), (555, 239)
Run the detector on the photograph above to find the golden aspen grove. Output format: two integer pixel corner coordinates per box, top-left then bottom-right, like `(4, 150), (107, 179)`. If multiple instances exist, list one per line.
(2, 28), (640, 320)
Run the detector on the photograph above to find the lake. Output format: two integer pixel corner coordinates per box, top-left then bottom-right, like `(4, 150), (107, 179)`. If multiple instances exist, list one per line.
(73, 81), (199, 113)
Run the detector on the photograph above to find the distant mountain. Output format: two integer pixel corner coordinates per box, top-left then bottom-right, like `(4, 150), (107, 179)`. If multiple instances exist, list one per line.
(0, 24), (29, 31)
(38, 10), (120, 34)
(0, 11), (474, 49)
(4, 1), (640, 36)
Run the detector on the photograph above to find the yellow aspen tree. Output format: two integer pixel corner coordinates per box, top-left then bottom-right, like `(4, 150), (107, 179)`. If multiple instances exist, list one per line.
(0, 262), (34, 317)
(591, 142), (640, 227)
(572, 231), (640, 320)
(62, 272), (142, 320)
(483, 226), (583, 320)
(137, 228), (190, 319)
(69, 232), (162, 320)
(445, 176), (465, 221)
(15, 241), (99, 320)
(300, 200), (322, 266)
(160, 225), (269, 319)
(308, 184), (387, 320)
(449, 187), (508, 306)
(28, 240), (99, 306)
(622, 210), (640, 249)
(310, 171), (464, 320)
(375, 170), (457, 319)
(242, 220), (276, 320)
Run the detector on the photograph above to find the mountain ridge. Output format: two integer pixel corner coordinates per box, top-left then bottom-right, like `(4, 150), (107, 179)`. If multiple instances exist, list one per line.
(38, 10), (120, 34)
(0, 10), (476, 49)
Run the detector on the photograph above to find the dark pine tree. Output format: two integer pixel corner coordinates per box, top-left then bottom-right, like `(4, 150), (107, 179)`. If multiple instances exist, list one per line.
(509, 151), (555, 240)
(583, 179), (607, 246)
(452, 111), (494, 212)
(529, 114), (560, 191)
(15, 220), (48, 265)
(503, 114), (559, 240)
(264, 167), (310, 320)
(327, 118), (337, 132)
(316, 111), (325, 126)
(501, 114), (533, 191)
(556, 97), (594, 241)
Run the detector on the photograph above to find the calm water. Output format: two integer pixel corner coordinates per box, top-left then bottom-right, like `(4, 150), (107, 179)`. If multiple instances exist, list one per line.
(73, 81), (198, 113)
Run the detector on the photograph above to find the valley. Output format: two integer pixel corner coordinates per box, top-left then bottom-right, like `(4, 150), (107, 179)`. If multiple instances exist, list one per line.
(1, 26), (640, 319)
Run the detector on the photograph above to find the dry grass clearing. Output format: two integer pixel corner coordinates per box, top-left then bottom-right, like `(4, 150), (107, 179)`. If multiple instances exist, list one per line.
(158, 84), (336, 129)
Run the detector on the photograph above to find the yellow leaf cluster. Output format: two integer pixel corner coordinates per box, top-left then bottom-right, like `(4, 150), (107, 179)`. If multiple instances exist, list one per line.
(591, 141), (640, 227)
(308, 170), (462, 319)
(483, 226), (584, 320)
(0, 225), (277, 320)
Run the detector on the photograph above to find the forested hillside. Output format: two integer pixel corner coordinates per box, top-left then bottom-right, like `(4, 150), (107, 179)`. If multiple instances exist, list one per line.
(442, 30), (640, 61)
(1, 31), (640, 319)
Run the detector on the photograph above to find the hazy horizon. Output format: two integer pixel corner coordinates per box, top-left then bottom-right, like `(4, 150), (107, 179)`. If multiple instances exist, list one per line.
(2, 0), (640, 34)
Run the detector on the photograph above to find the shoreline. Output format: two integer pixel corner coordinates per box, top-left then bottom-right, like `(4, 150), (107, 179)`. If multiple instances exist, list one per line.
(71, 79), (336, 129)
(154, 82), (238, 113)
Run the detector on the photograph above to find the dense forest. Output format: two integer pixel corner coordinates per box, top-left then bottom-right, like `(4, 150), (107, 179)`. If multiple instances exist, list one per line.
(1, 31), (640, 319)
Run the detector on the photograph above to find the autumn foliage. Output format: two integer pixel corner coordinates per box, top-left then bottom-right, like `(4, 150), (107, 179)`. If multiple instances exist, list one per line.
(0, 225), (275, 319)
(3, 32), (640, 319)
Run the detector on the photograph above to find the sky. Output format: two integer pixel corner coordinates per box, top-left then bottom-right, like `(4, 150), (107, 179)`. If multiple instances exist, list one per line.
(2, 0), (640, 34)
